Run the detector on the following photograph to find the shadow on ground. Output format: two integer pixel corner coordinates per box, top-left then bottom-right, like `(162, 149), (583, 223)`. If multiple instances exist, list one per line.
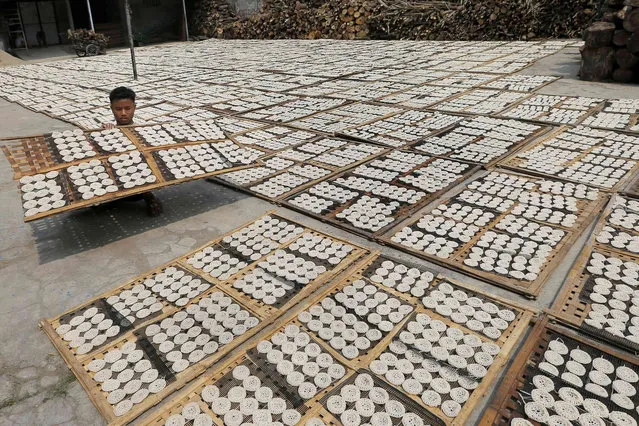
(29, 180), (248, 263)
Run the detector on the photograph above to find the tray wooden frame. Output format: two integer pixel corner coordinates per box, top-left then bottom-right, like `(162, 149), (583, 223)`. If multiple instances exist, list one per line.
(498, 125), (639, 192)
(549, 195), (639, 353)
(426, 88), (532, 117)
(237, 97), (354, 126)
(279, 156), (482, 241)
(496, 95), (606, 127)
(40, 284), (270, 425)
(334, 114), (464, 150)
(366, 305), (532, 426)
(353, 252), (537, 346)
(377, 169), (609, 298)
(282, 252), (416, 369)
(134, 253), (381, 426)
(579, 99), (639, 134)
(480, 315), (639, 425)
(38, 212), (371, 424)
(479, 75), (561, 93)
(139, 338), (354, 426)
(7, 138), (254, 222)
(228, 131), (324, 157)
(210, 230), (369, 321)
(2, 117), (266, 178)
(344, 253), (536, 426)
(283, 100), (404, 134)
(213, 142), (392, 203)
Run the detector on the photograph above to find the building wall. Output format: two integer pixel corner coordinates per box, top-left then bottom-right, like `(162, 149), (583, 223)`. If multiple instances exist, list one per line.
(54, 0), (71, 38)
(129, 0), (182, 43)
(19, 1), (64, 46)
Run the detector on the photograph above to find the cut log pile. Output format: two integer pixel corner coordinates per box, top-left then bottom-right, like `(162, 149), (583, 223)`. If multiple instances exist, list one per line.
(367, 1), (459, 40)
(193, 0), (605, 41)
(580, 0), (639, 82)
(192, 0), (238, 38)
(231, 0), (320, 39)
(437, 0), (600, 41)
(315, 0), (380, 39)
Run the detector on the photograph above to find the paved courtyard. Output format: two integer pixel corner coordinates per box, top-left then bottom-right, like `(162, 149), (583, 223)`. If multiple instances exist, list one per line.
(1, 39), (639, 425)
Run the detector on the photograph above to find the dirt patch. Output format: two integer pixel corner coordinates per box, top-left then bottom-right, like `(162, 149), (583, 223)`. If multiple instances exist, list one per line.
(0, 51), (23, 67)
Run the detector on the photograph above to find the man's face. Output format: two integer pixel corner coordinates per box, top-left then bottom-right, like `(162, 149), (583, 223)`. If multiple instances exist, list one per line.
(111, 99), (136, 125)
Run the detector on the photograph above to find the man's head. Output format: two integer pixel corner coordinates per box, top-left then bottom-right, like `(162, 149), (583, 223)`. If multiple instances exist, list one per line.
(109, 87), (136, 126)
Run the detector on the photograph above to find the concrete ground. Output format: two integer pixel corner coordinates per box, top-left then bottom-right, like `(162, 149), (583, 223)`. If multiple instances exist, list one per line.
(1, 45), (80, 67)
(1, 45), (639, 425)
(13, 45), (77, 63)
(0, 51), (23, 67)
(526, 46), (639, 98)
(1, 41), (190, 67)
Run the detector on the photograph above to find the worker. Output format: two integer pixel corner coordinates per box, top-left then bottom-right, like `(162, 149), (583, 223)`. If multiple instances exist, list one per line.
(102, 86), (163, 217)
(103, 86), (137, 129)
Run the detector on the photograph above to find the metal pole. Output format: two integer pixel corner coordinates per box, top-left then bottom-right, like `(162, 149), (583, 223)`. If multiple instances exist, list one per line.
(124, 0), (138, 80)
(181, 0), (189, 41)
(65, 0), (75, 31)
(86, 0), (95, 31)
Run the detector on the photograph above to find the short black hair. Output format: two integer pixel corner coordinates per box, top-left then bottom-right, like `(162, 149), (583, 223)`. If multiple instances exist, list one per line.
(109, 86), (136, 103)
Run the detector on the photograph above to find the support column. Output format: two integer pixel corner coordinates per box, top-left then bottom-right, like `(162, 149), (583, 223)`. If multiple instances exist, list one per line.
(181, 0), (189, 41)
(124, 0), (138, 80)
(65, 0), (74, 30)
(86, 0), (94, 31)
(52, 0), (62, 44)
(35, 1), (46, 46)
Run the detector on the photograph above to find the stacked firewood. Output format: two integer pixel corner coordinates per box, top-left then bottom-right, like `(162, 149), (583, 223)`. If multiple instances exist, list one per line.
(67, 29), (109, 49)
(581, 0), (639, 82)
(192, 0), (237, 38)
(314, 0), (380, 39)
(437, 0), (600, 41)
(193, 0), (604, 41)
(228, 0), (380, 39)
(367, 1), (459, 40)
(231, 0), (319, 39)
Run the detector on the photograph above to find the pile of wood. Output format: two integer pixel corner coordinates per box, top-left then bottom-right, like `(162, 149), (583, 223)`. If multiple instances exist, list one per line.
(314, 0), (380, 39)
(67, 29), (109, 49)
(192, 0), (237, 38)
(228, 0), (381, 39)
(437, 0), (601, 40)
(367, 1), (460, 40)
(231, 0), (319, 39)
(193, 0), (604, 41)
(580, 0), (639, 82)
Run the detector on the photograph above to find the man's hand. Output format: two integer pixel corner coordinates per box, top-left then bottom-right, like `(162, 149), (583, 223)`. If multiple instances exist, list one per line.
(101, 123), (116, 130)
